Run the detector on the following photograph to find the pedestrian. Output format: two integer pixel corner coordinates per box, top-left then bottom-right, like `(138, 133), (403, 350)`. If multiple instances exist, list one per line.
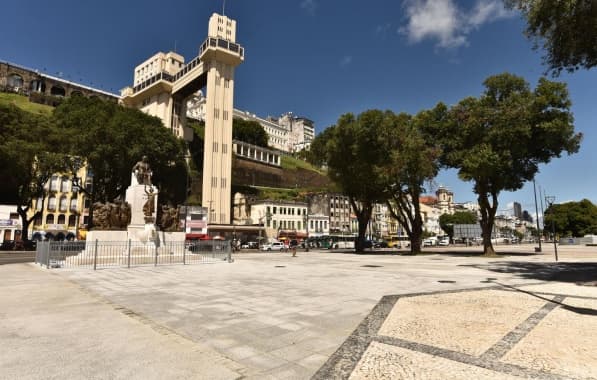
(291, 244), (297, 257)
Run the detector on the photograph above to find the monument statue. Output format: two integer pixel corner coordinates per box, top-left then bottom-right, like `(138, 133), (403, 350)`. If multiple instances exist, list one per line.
(143, 186), (157, 217)
(159, 204), (181, 232)
(92, 201), (131, 230)
(132, 155), (152, 185)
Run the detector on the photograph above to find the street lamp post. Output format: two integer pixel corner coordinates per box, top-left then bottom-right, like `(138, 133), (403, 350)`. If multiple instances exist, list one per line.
(545, 195), (558, 262)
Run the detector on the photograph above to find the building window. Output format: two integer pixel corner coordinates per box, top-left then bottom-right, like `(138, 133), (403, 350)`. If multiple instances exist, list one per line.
(273, 207), (277, 214)
(59, 196), (68, 212)
(57, 214), (66, 225)
(70, 197), (77, 211)
(49, 176), (59, 191)
(212, 176), (217, 188)
(273, 220), (277, 228)
(46, 214), (54, 225)
(48, 196), (56, 211)
(220, 178), (226, 188)
(213, 142), (218, 152)
(7, 74), (24, 89)
(68, 215), (77, 227)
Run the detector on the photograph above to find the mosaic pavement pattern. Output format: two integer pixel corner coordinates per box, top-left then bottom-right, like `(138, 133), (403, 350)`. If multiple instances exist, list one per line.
(314, 283), (597, 380)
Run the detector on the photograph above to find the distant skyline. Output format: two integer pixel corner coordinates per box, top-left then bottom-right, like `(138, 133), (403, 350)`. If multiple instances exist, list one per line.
(2, 0), (596, 216)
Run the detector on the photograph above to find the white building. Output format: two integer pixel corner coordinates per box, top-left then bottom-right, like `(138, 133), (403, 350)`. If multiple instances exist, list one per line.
(0, 205), (21, 243)
(249, 200), (309, 241)
(186, 93), (314, 153)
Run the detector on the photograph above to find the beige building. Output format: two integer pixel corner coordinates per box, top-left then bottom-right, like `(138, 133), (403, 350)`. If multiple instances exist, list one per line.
(28, 165), (91, 240)
(121, 12), (244, 226)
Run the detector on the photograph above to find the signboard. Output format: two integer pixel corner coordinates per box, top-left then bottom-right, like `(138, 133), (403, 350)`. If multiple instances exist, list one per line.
(453, 224), (482, 239)
(0, 219), (15, 226)
(453, 224), (496, 239)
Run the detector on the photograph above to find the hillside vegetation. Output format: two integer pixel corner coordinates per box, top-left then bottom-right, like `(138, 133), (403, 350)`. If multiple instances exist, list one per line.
(0, 93), (53, 115)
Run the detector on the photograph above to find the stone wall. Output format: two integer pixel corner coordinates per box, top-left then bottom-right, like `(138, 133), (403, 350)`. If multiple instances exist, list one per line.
(1, 61), (118, 105)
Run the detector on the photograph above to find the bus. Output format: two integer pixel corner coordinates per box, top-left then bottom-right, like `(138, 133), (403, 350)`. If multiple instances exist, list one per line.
(387, 236), (410, 248)
(328, 234), (356, 249)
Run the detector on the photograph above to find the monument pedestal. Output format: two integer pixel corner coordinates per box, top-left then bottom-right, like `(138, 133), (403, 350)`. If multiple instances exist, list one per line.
(125, 173), (158, 244)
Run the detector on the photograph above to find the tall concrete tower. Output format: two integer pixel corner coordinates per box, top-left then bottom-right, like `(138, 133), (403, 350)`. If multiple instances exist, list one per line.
(121, 12), (244, 227)
(200, 13), (244, 225)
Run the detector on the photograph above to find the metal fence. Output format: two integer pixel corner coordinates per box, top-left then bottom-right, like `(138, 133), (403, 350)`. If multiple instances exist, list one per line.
(35, 240), (232, 270)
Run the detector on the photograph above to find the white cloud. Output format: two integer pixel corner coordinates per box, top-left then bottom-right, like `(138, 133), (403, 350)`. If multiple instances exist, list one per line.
(400, 0), (514, 49)
(469, 0), (514, 27)
(300, 0), (318, 14)
(340, 56), (353, 66)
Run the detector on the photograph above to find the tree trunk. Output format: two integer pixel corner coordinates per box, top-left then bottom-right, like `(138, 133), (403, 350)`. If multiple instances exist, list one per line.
(409, 193), (424, 254)
(17, 206), (30, 241)
(478, 190), (498, 256)
(356, 217), (369, 252)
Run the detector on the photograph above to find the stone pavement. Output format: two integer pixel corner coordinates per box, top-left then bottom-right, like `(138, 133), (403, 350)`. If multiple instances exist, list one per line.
(1, 245), (596, 379)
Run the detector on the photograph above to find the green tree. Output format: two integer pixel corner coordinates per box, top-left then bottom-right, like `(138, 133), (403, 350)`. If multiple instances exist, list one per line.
(325, 111), (389, 251)
(378, 110), (441, 253)
(0, 104), (67, 240)
(427, 73), (581, 255)
(506, 0), (597, 75)
(232, 118), (269, 147)
(439, 211), (478, 241)
(53, 96), (187, 228)
(544, 199), (597, 237)
(307, 125), (335, 167)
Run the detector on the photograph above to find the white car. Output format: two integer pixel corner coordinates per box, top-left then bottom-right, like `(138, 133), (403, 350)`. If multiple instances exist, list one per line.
(438, 238), (450, 246)
(422, 239), (435, 247)
(260, 242), (286, 251)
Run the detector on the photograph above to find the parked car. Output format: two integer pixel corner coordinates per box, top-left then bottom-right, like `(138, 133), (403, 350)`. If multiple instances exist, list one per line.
(422, 238), (435, 247)
(438, 238), (450, 246)
(374, 240), (388, 248)
(260, 242), (286, 251)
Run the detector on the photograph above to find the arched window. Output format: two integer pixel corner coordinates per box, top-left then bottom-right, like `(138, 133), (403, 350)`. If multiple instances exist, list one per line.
(68, 215), (77, 227)
(47, 196), (56, 211)
(7, 74), (23, 89)
(50, 86), (66, 97)
(59, 196), (68, 212)
(46, 214), (55, 224)
(57, 214), (66, 225)
(30, 79), (46, 93)
(34, 215), (42, 226)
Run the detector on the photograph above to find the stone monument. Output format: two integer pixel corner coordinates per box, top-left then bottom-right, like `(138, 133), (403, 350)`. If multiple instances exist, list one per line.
(126, 156), (159, 244)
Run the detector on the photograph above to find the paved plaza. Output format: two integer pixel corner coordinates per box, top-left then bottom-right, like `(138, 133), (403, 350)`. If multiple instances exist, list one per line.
(1, 245), (596, 379)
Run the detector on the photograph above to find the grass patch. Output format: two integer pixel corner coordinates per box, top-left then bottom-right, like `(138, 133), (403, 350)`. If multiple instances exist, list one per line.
(281, 155), (322, 173)
(257, 186), (303, 201)
(0, 93), (53, 115)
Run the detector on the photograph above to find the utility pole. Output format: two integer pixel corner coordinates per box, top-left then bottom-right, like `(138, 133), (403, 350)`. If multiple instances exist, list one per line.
(532, 179), (542, 253)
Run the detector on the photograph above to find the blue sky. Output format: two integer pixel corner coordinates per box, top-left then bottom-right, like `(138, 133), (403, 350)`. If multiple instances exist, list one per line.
(2, 0), (596, 217)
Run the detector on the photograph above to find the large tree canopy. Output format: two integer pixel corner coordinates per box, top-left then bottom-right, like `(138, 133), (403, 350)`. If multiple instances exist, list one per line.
(0, 103), (67, 240)
(53, 96), (187, 217)
(507, 0), (597, 75)
(427, 73), (581, 255)
(325, 111), (389, 251)
(378, 110), (441, 253)
(232, 118), (269, 148)
(544, 199), (597, 237)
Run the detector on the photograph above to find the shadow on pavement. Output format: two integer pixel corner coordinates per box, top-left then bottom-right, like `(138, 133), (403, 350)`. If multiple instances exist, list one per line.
(463, 261), (597, 285)
(495, 281), (597, 316)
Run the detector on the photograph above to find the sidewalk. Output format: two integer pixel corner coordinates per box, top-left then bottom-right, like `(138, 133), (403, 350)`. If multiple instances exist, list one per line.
(1, 246), (596, 379)
(315, 281), (597, 379)
(0, 264), (243, 380)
